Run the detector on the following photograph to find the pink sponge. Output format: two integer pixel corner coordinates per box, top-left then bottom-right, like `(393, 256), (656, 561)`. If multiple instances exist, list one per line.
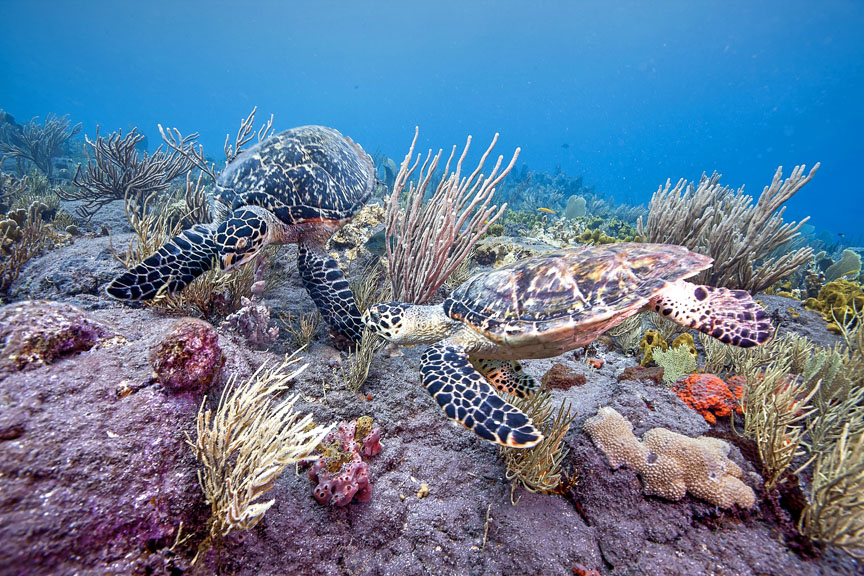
(308, 419), (381, 506)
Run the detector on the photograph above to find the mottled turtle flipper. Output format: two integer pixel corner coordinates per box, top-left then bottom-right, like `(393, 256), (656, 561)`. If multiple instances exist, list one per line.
(648, 279), (774, 348)
(471, 359), (539, 399)
(298, 239), (363, 343)
(420, 343), (543, 448)
(105, 224), (217, 300)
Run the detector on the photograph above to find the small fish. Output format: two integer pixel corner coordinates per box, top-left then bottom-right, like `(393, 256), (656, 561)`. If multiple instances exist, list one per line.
(561, 143), (570, 149)
(537, 207), (556, 215)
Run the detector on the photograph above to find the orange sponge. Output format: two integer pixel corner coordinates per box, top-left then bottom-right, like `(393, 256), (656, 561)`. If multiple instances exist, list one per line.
(672, 374), (744, 424)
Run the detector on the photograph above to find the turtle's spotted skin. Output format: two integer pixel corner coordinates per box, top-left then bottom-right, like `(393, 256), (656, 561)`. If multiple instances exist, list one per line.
(421, 344), (542, 447)
(298, 241), (364, 343)
(106, 224), (217, 301)
(107, 126), (374, 343)
(364, 243), (775, 448)
(471, 359), (539, 398)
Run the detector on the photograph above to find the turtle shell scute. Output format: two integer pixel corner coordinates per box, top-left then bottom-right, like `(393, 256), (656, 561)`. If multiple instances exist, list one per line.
(215, 125), (374, 223)
(446, 243), (713, 347)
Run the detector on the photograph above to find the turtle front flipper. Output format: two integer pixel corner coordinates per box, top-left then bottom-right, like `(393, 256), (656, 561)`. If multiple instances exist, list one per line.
(471, 359), (539, 399)
(648, 279), (774, 348)
(298, 239), (363, 343)
(105, 224), (218, 300)
(420, 343), (543, 448)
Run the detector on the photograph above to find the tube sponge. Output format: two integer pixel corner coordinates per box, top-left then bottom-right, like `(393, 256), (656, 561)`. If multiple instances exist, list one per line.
(308, 417), (382, 506)
(584, 407), (755, 509)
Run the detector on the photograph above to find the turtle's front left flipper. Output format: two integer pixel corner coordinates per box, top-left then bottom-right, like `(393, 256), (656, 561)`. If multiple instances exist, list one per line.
(298, 239), (364, 343)
(471, 359), (540, 399)
(420, 343), (543, 448)
(105, 224), (218, 300)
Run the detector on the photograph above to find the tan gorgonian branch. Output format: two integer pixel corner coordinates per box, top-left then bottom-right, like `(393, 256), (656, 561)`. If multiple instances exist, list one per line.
(341, 327), (383, 394)
(443, 256), (475, 291)
(499, 391), (576, 496)
(799, 423), (864, 559)
(62, 126), (194, 220)
(224, 106), (274, 164)
(114, 188), (185, 268)
(279, 308), (321, 348)
(607, 312), (645, 355)
(187, 354), (332, 545)
(386, 127), (519, 303)
(637, 164), (818, 293)
(740, 357), (819, 490)
(349, 259), (391, 314)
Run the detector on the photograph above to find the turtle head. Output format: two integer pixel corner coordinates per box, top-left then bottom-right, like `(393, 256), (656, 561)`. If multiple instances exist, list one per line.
(363, 302), (456, 345)
(216, 206), (274, 271)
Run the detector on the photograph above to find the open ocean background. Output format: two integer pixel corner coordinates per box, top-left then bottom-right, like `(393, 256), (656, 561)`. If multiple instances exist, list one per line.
(2, 0), (861, 237)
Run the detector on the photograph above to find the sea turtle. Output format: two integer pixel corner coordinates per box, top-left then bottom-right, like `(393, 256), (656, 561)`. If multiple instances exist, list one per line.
(106, 125), (374, 342)
(363, 243), (773, 448)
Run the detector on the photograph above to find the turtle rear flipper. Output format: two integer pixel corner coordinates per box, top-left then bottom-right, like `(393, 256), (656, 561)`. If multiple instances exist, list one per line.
(105, 224), (218, 300)
(420, 343), (543, 448)
(648, 279), (773, 348)
(471, 359), (540, 399)
(298, 239), (364, 343)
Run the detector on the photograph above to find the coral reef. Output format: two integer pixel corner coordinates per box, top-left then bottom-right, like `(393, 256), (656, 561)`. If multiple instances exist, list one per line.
(584, 407), (755, 509)
(308, 417), (382, 506)
(472, 236), (556, 268)
(671, 373), (743, 424)
(652, 343), (699, 384)
(327, 202), (386, 266)
(219, 296), (279, 348)
(804, 278), (864, 333)
(0, 299), (116, 378)
(150, 317), (224, 395)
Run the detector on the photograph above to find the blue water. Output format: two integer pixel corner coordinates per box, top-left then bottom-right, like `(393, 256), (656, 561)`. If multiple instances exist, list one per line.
(2, 1), (861, 236)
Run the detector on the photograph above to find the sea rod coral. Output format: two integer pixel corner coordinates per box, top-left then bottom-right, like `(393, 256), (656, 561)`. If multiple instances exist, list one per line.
(637, 164), (818, 293)
(386, 127), (519, 303)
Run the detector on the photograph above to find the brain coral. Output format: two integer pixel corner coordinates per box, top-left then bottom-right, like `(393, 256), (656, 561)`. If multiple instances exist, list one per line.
(584, 407), (755, 509)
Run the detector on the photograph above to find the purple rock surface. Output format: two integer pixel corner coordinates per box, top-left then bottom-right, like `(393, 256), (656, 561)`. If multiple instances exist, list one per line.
(149, 317), (224, 395)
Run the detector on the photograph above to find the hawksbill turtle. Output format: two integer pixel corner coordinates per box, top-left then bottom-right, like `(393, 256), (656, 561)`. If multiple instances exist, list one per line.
(363, 243), (773, 448)
(106, 125), (374, 342)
